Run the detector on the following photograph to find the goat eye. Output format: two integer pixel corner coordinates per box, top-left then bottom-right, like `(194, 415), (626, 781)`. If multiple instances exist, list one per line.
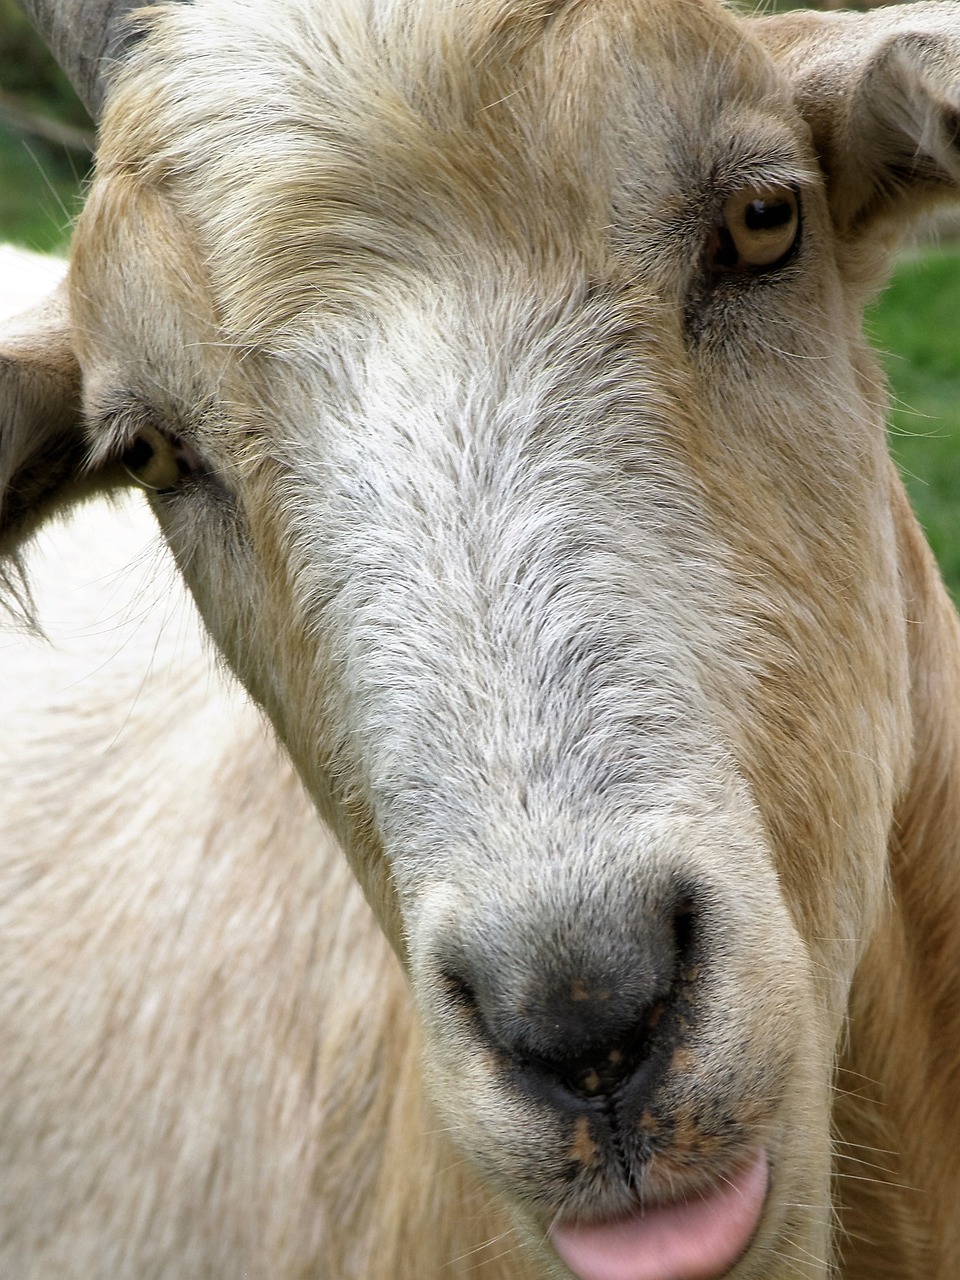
(711, 186), (800, 273)
(120, 423), (193, 492)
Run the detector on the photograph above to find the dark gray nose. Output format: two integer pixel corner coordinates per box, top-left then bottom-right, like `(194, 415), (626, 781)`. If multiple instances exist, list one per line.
(439, 887), (699, 1101)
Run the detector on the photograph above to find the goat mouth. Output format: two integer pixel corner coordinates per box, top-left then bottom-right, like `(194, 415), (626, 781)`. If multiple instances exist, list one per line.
(548, 1146), (769, 1280)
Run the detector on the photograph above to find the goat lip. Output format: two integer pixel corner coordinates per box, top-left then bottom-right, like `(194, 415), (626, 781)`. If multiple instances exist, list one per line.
(548, 1147), (769, 1280)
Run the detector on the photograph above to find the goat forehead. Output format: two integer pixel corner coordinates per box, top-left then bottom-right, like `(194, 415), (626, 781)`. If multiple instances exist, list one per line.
(87, 0), (795, 345)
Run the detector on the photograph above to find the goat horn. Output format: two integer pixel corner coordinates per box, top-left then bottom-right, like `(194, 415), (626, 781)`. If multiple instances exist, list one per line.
(16, 0), (163, 121)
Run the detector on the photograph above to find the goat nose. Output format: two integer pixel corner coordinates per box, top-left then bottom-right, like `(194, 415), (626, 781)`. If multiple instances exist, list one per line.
(441, 894), (697, 1100)
(519, 986), (660, 1098)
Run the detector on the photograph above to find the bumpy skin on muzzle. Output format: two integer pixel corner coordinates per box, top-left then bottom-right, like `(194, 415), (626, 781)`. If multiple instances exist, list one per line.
(15, 0), (176, 120)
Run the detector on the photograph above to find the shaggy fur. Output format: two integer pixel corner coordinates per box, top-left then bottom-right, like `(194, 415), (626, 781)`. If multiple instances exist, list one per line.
(3, 2), (960, 1276)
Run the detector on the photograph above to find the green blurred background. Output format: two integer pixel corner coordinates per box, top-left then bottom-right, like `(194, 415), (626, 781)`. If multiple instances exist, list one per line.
(0, 0), (92, 252)
(2, 0), (959, 600)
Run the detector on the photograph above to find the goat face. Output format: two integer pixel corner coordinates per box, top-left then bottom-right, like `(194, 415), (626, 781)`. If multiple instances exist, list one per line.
(8, 0), (960, 1276)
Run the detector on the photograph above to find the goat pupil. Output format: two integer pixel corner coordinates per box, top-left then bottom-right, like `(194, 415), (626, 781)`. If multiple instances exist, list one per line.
(122, 437), (155, 472)
(745, 199), (792, 231)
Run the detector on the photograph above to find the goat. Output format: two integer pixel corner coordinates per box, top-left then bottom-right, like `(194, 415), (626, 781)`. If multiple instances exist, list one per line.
(4, 2), (960, 1276)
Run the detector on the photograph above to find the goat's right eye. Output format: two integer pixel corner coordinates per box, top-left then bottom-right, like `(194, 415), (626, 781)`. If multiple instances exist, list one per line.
(121, 424), (196, 492)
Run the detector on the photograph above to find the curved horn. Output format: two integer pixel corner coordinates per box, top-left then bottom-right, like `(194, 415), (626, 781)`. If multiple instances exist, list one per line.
(16, 0), (161, 121)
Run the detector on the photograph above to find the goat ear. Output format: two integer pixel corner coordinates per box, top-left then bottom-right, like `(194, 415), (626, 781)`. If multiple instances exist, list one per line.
(0, 285), (94, 559)
(756, 2), (960, 233)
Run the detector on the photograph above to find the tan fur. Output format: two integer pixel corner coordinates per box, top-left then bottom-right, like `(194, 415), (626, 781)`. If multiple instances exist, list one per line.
(4, 2), (960, 1277)
(828, 475), (960, 1279)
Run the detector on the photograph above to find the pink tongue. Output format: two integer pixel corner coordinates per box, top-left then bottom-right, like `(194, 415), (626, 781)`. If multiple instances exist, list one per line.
(549, 1148), (768, 1280)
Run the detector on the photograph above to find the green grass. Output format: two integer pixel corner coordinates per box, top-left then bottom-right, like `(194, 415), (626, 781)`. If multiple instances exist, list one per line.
(0, 123), (86, 253)
(869, 245), (960, 602)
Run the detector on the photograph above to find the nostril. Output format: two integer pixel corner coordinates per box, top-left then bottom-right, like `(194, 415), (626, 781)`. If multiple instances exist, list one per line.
(673, 893), (699, 975)
(441, 967), (481, 1016)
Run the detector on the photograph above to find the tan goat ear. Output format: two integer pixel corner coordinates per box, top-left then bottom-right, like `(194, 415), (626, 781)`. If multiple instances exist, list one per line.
(755, 2), (960, 233)
(0, 285), (93, 561)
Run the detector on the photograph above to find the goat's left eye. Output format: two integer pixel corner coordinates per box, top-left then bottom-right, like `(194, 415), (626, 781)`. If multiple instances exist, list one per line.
(121, 424), (199, 492)
(710, 185), (800, 273)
